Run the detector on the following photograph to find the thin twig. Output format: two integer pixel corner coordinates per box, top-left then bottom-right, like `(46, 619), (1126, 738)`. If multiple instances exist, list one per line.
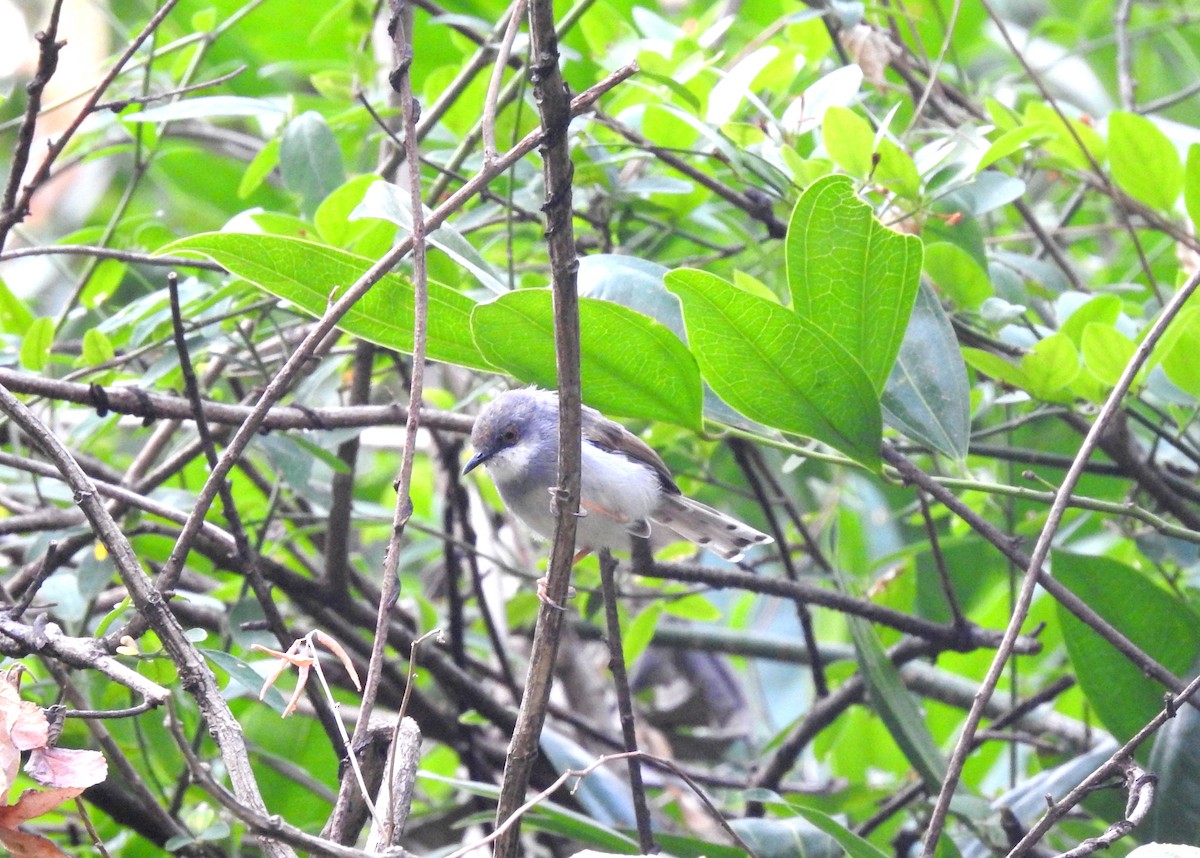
(482, 0), (527, 165)
(598, 549), (656, 853)
(350, 2), (430, 845)
(0, 0), (66, 228)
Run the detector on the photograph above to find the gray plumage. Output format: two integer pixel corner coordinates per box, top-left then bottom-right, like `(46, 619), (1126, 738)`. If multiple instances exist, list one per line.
(462, 389), (773, 561)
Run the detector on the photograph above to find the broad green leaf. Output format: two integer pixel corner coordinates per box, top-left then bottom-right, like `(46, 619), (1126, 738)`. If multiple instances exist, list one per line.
(1024, 102), (1106, 171)
(737, 795), (889, 858)
(961, 347), (1028, 389)
(158, 233), (491, 369)
(20, 316), (54, 371)
(0, 276), (33, 334)
(665, 268), (882, 470)
(1054, 551), (1200, 743)
(1148, 694), (1200, 843)
(882, 282), (970, 460)
(1081, 323), (1137, 388)
(874, 137), (921, 198)
(786, 174), (923, 392)
(1060, 293), (1122, 347)
(314, 174), (381, 248)
(79, 329), (116, 367)
(621, 602), (663, 665)
(1109, 111), (1182, 212)
(538, 728), (637, 827)
(239, 137), (280, 199)
(848, 615), (948, 791)
(923, 242), (991, 309)
(280, 110), (346, 214)
(1020, 333), (1079, 400)
(954, 171), (1026, 216)
(706, 45), (779, 126)
(1186, 144), (1200, 230)
(470, 290), (704, 429)
(976, 122), (1053, 172)
(1159, 308), (1200, 394)
(729, 816), (843, 858)
(822, 106), (874, 178)
(81, 258), (125, 309)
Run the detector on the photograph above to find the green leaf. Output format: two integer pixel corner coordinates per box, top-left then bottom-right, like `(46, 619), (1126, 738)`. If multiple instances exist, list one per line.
(1186, 144), (1200, 230)
(1060, 293), (1122, 347)
(1024, 102), (1106, 171)
(622, 602), (662, 665)
(874, 137), (921, 198)
(20, 316), (54, 371)
(1054, 551), (1200, 743)
(786, 174), (924, 391)
(822, 106), (875, 178)
(882, 282), (971, 460)
(1081, 323), (1137, 388)
(848, 615), (948, 791)
(1109, 111), (1183, 212)
(776, 801), (890, 858)
(976, 122), (1053, 172)
(81, 258), (125, 309)
(470, 289), (704, 429)
(1159, 308), (1200, 394)
(1148, 693), (1200, 843)
(280, 110), (346, 214)
(1020, 333), (1080, 400)
(0, 276), (34, 335)
(314, 174), (381, 248)
(923, 242), (992, 309)
(729, 816), (843, 858)
(239, 137), (280, 199)
(202, 649), (287, 711)
(79, 328), (116, 367)
(158, 233), (491, 369)
(962, 347), (1028, 389)
(665, 268), (882, 470)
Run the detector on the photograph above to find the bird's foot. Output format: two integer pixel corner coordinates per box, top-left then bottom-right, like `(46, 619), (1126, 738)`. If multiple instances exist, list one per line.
(536, 576), (577, 610)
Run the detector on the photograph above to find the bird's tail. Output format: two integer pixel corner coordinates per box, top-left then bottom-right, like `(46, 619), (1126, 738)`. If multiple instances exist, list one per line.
(652, 495), (773, 562)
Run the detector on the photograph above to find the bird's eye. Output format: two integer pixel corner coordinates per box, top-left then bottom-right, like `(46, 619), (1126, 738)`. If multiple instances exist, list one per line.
(501, 427), (518, 444)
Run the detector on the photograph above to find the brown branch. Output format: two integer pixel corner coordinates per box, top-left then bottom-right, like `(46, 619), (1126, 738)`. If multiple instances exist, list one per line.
(492, 1), (592, 853)
(0, 366), (473, 432)
(349, 1), (433, 844)
(599, 549), (655, 852)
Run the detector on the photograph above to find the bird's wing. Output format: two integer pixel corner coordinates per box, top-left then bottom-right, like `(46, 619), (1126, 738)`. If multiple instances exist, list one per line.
(579, 404), (680, 495)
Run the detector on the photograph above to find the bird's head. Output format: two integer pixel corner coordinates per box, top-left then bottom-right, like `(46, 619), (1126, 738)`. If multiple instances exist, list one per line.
(462, 389), (557, 480)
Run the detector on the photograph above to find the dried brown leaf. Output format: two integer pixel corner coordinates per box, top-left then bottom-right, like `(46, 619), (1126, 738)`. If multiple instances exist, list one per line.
(25, 748), (108, 790)
(314, 630), (361, 691)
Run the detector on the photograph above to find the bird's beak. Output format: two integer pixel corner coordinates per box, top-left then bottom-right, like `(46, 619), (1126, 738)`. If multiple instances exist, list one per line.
(462, 449), (489, 476)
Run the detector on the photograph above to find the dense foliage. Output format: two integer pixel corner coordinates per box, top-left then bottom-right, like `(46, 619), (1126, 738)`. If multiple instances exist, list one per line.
(3, 0), (1200, 856)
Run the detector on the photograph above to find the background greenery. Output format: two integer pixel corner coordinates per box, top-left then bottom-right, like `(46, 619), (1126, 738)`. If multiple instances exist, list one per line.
(3, 0), (1200, 855)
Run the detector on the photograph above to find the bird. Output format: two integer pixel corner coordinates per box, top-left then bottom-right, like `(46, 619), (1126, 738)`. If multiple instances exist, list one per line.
(462, 388), (773, 561)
